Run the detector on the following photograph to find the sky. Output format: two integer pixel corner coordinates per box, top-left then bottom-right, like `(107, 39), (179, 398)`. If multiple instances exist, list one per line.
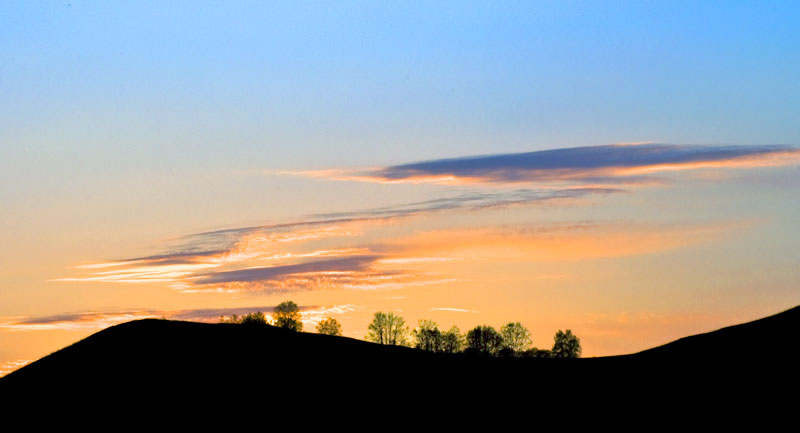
(2, 1), (800, 375)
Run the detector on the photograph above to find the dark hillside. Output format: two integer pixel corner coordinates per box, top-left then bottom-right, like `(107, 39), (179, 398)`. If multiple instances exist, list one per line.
(631, 305), (800, 360)
(2, 306), (799, 402)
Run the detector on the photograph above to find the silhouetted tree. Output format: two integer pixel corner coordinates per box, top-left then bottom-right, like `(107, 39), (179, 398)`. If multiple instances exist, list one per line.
(466, 325), (503, 356)
(441, 325), (465, 354)
(240, 311), (268, 325)
(366, 312), (408, 345)
(413, 319), (443, 352)
(316, 317), (342, 336)
(219, 312), (268, 325)
(273, 301), (303, 331)
(500, 322), (532, 353)
(551, 329), (581, 358)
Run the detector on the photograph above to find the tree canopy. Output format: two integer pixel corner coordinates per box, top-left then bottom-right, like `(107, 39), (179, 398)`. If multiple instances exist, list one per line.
(366, 312), (408, 345)
(551, 329), (581, 358)
(273, 301), (303, 332)
(239, 311), (268, 325)
(440, 325), (465, 354)
(466, 325), (503, 356)
(413, 319), (443, 352)
(500, 322), (532, 353)
(220, 312), (268, 325)
(219, 303), (582, 360)
(316, 317), (342, 336)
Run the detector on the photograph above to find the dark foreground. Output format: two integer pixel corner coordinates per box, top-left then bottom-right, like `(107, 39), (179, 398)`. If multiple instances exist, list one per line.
(2, 305), (799, 406)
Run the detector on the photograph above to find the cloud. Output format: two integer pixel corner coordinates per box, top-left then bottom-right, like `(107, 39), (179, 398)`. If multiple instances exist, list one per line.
(375, 220), (755, 262)
(0, 359), (33, 378)
(184, 254), (433, 293)
(58, 143), (791, 295)
(60, 237), (452, 293)
(56, 217), (748, 293)
(193, 255), (381, 285)
(430, 307), (476, 313)
(95, 187), (611, 269)
(299, 304), (359, 329)
(150, 224), (366, 262)
(310, 187), (620, 220)
(57, 185), (618, 293)
(56, 219), (378, 288)
(294, 144), (800, 185)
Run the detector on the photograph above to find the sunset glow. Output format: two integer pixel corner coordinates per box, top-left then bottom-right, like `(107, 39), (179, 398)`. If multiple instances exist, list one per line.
(2, 2), (800, 377)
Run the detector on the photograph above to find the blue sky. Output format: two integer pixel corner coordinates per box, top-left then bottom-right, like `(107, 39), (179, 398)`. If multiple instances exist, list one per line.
(2, 2), (800, 370)
(4, 1), (799, 170)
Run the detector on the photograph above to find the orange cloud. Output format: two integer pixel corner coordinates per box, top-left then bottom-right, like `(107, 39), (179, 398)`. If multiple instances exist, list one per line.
(59, 235), (451, 293)
(0, 359), (33, 378)
(58, 219), (373, 287)
(292, 168), (482, 186)
(57, 214), (754, 295)
(378, 220), (755, 262)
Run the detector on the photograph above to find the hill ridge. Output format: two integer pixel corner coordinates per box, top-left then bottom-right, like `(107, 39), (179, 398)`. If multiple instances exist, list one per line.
(2, 304), (799, 399)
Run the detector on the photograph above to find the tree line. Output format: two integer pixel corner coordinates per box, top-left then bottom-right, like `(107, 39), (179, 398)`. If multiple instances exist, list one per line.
(220, 302), (581, 358)
(365, 311), (580, 358)
(219, 300), (340, 335)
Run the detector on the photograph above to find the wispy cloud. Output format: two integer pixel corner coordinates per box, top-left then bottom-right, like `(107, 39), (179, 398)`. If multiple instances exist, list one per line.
(376, 220), (756, 262)
(293, 144), (800, 185)
(57, 185), (618, 293)
(56, 144), (792, 295)
(0, 359), (33, 377)
(184, 254), (433, 293)
(430, 307), (476, 313)
(56, 217), (750, 293)
(193, 255), (382, 285)
(59, 240), (449, 293)
(299, 304), (359, 329)
(310, 187), (620, 220)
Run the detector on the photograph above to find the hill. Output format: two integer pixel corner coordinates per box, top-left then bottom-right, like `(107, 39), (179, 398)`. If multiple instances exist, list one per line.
(634, 304), (800, 360)
(2, 305), (799, 402)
